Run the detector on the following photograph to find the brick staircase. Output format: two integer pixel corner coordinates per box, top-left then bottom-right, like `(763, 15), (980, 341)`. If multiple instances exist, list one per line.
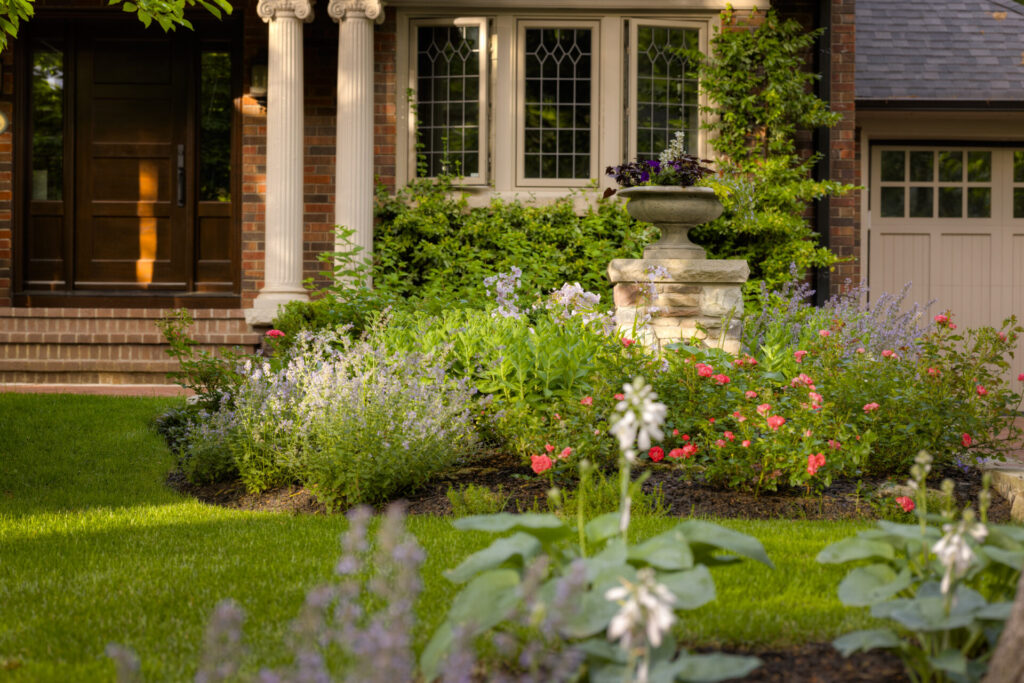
(0, 308), (263, 386)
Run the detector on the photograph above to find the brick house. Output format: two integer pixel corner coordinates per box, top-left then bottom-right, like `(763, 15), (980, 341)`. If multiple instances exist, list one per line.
(0, 0), (1018, 385)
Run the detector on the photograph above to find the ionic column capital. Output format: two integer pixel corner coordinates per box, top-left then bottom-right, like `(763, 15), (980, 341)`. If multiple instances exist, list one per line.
(328, 0), (384, 24)
(257, 0), (315, 23)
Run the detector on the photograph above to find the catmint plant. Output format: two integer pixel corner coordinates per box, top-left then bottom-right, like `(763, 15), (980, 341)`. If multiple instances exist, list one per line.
(819, 453), (1024, 682)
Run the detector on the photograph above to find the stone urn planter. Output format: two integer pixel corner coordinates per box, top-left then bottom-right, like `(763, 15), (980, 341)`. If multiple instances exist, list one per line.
(617, 185), (723, 260)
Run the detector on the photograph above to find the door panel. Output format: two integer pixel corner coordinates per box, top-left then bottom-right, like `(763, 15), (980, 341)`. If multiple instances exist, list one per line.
(73, 32), (190, 290)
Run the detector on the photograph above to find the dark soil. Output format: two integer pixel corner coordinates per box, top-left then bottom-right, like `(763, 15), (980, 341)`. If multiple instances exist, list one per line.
(168, 449), (1013, 523)
(720, 643), (908, 682)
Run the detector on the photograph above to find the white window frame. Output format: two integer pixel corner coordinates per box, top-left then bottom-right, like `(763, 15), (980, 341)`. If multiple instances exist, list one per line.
(403, 17), (490, 185)
(515, 19), (600, 188)
(626, 18), (710, 162)
(395, 8), (719, 201)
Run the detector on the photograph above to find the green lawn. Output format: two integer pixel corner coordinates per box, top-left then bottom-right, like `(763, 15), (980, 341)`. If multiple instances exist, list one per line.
(0, 393), (877, 681)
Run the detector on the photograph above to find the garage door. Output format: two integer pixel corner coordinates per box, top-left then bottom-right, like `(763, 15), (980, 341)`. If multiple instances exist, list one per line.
(868, 146), (1024, 379)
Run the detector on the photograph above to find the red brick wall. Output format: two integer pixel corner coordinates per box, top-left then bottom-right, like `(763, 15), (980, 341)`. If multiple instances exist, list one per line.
(0, 49), (13, 306)
(828, 0), (860, 296)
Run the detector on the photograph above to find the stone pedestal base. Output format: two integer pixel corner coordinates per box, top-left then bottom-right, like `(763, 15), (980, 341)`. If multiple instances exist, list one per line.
(608, 258), (749, 354)
(245, 288), (309, 326)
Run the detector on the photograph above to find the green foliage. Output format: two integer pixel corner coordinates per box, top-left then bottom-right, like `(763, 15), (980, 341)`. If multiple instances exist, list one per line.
(446, 483), (511, 517)
(0, 0), (33, 53)
(686, 7), (854, 293)
(156, 308), (244, 410)
(107, 0), (232, 32)
(373, 176), (654, 307)
(820, 459), (1023, 682)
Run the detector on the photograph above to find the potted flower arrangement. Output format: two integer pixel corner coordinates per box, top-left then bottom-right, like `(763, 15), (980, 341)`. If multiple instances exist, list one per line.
(606, 132), (721, 259)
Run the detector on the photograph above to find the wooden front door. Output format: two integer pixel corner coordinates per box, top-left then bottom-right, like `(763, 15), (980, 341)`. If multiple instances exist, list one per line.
(19, 19), (239, 306)
(74, 32), (190, 290)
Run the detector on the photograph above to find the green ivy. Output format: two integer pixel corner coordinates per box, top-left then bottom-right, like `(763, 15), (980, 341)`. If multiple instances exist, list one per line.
(686, 7), (855, 295)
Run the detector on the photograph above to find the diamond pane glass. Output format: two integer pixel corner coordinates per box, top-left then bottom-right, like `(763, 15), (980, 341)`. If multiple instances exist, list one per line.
(200, 51), (232, 202)
(31, 42), (64, 201)
(635, 25), (698, 159)
(909, 151), (933, 182)
(967, 187), (991, 218)
(939, 151), (963, 182)
(523, 27), (592, 179)
(939, 187), (962, 217)
(909, 187), (933, 218)
(881, 151), (904, 182)
(967, 151), (991, 182)
(881, 187), (904, 217)
(416, 25), (481, 178)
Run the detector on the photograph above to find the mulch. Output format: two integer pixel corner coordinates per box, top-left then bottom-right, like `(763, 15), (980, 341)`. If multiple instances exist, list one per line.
(166, 451), (1011, 683)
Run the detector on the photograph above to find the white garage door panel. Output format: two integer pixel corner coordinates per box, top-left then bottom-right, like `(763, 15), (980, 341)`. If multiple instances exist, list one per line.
(869, 146), (1024, 384)
(935, 233), (991, 330)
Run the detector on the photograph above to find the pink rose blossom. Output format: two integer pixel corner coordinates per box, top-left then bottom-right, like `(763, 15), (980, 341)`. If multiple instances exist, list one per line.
(580, 396), (593, 406)
(896, 496), (915, 513)
(621, 338), (635, 347)
(809, 392), (823, 404)
(976, 385), (988, 396)
(594, 429), (602, 436)
(672, 428), (680, 436)
(1018, 373), (1024, 382)
(819, 329), (831, 338)
(856, 347), (865, 354)
(681, 434), (691, 442)
(803, 429), (813, 438)
(881, 349), (895, 358)
(934, 314), (949, 325)
(794, 350), (808, 363)
(649, 446), (665, 463)
(827, 439), (842, 450)
(531, 454), (553, 474)
(962, 433), (972, 448)
(715, 439), (727, 448)
(553, 413), (561, 420)
(545, 444), (556, 453)
(741, 440), (751, 448)
(806, 453), (826, 476)
(265, 329), (286, 338)
(559, 447), (573, 460)
(696, 363), (714, 378)
(745, 390), (758, 399)
(949, 323), (957, 330)
(668, 448), (687, 459)
(713, 374), (731, 385)
(757, 403), (772, 417)
(863, 402), (880, 413)
(998, 332), (1007, 342)
(614, 393), (625, 401)
(708, 417), (716, 424)
(766, 415), (786, 431)
(927, 367), (940, 376)
(724, 431), (735, 441)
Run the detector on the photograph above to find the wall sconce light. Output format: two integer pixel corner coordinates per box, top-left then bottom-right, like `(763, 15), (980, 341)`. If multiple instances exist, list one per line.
(249, 60), (268, 109)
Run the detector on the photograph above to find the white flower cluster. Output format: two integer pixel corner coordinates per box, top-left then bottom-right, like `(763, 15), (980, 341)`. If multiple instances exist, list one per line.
(932, 515), (988, 595)
(605, 568), (678, 683)
(658, 130), (688, 166)
(609, 377), (667, 462)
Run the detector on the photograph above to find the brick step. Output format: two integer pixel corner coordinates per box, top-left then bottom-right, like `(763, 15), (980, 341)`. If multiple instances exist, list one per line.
(1, 370), (176, 385)
(0, 307), (249, 320)
(1, 316), (256, 336)
(0, 358), (181, 373)
(0, 343), (240, 362)
(0, 331), (261, 345)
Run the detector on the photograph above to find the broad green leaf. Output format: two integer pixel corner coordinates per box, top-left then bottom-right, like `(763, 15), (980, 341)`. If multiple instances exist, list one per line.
(575, 637), (627, 664)
(817, 537), (895, 564)
(585, 512), (621, 544)
(928, 650), (967, 677)
(975, 601), (1014, 621)
(419, 621), (454, 681)
(445, 532), (541, 584)
(654, 652), (763, 683)
(978, 545), (1024, 570)
(560, 590), (620, 639)
(628, 529), (694, 571)
(453, 512), (570, 542)
(832, 628), (901, 657)
(448, 568), (520, 630)
(583, 540), (630, 586)
(657, 565), (716, 610)
(676, 520), (774, 568)
(837, 565), (912, 607)
(872, 595), (978, 632)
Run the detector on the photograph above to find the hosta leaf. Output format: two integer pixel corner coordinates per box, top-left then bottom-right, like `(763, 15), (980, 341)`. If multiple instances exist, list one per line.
(978, 545), (1024, 570)
(928, 650), (967, 677)
(453, 512), (570, 542)
(585, 512), (621, 544)
(419, 621), (454, 681)
(654, 652), (763, 683)
(832, 628), (902, 657)
(560, 590), (620, 639)
(837, 565), (912, 607)
(448, 568), (520, 630)
(628, 529), (694, 571)
(817, 537), (895, 564)
(675, 520), (774, 568)
(445, 532), (541, 584)
(657, 565), (716, 610)
(975, 601), (1014, 621)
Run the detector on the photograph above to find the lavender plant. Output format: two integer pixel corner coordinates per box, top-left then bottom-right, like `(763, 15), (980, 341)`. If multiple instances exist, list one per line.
(176, 324), (479, 507)
(421, 377), (772, 683)
(819, 454), (1024, 682)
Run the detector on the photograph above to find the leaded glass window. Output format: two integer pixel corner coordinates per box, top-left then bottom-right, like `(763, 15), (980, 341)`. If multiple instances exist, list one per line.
(522, 27), (593, 180)
(634, 25), (698, 159)
(31, 41), (64, 201)
(415, 24), (484, 178)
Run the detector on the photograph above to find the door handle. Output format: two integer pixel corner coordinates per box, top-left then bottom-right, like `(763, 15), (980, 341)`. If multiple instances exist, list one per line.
(177, 144), (185, 207)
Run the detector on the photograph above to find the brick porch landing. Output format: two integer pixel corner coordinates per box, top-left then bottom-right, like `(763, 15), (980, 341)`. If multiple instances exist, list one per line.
(0, 307), (262, 385)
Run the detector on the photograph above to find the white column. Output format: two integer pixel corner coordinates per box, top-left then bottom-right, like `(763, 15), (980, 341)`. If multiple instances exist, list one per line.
(329, 0), (384, 272)
(248, 0), (315, 326)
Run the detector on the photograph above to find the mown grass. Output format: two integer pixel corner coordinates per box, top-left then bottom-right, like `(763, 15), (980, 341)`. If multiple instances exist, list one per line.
(0, 393), (877, 681)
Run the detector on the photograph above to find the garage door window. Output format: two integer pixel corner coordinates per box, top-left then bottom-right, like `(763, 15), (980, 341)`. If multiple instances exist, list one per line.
(1015, 151), (1024, 218)
(879, 149), (993, 219)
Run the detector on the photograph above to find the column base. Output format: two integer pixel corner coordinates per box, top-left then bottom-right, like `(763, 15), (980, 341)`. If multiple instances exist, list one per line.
(245, 289), (310, 326)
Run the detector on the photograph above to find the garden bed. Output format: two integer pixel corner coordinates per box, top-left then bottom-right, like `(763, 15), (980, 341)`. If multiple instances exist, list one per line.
(167, 449), (1013, 523)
